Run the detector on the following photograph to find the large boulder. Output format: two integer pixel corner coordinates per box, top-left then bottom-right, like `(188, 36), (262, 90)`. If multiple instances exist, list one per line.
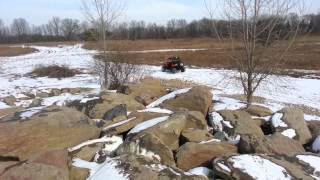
(117, 133), (176, 167)
(175, 142), (237, 171)
(3, 95), (16, 106)
(103, 111), (166, 136)
(89, 92), (145, 119)
(217, 110), (265, 137)
(0, 150), (69, 180)
(161, 86), (212, 116)
(102, 104), (127, 121)
(239, 133), (305, 156)
(69, 166), (89, 180)
(245, 105), (273, 117)
(0, 106), (100, 160)
(0, 107), (22, 122)
(307, 120), (320, 140)
(181, 129), (214, 144)
(271, 108), (312, 144)
(132, 113), (188, 151)
(185, 111), (208, 130)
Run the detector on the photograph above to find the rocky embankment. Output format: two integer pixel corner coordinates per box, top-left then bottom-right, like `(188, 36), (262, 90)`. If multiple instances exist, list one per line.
(0, 78), (320, 180)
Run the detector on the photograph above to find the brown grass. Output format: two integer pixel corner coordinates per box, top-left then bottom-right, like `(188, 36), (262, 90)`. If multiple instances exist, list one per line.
(84, 36), (320, 70)
(0, 46), (37, 57)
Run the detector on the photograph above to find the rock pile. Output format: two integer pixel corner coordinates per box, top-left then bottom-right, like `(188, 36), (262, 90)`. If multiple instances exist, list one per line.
(0, 82), (319, 180)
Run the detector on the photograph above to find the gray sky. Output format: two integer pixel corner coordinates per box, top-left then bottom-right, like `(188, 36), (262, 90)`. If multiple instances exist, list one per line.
(0, 0), (319, 25)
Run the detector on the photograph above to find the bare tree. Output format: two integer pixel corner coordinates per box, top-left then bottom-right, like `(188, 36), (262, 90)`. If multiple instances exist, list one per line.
(61, 18), (80, 40)
(48, 17), (62, 36)
(82, 0), (126, 89)
(82, 0), (125, 56)
(204, 0), (222, 40)
(11, 18), (29, 37)
(217, 0), (304, 106)
(0, 19), (5, 37)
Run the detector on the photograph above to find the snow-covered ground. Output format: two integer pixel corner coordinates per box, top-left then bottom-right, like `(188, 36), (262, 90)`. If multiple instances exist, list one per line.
(0, 44), (319, 120)
(0, 45), (99, 98)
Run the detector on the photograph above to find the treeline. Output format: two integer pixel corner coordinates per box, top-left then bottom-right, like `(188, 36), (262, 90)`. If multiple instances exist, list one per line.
(1, 12), (320, 43)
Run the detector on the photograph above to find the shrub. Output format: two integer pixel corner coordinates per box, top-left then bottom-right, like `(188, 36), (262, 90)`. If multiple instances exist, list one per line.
(94, 52), (143, 90)
(32, 65), (76, 78)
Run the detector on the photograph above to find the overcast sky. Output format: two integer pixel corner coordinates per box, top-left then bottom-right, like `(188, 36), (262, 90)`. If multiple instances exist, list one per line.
(0, 0), (319, 25)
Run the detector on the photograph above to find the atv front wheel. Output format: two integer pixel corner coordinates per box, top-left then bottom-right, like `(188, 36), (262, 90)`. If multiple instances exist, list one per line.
(181, 67), (186, 72)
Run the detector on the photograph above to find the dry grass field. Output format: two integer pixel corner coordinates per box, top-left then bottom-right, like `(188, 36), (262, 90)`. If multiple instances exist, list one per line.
(0, 45), (37, 57)
(85, 36), (320, 70)
(1, 36), (319, 70)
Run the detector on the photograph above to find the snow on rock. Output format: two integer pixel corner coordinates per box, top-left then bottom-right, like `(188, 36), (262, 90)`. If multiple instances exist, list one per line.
(200, 139), (222, 144)
(210, 112), (224, 131)
(305, 114), (320, 121)
(312, 136), (320, 153)
(73, 158), (128, 180)
(227, 135), (241, 145)
(222, 120), (233, 128)
(281, 129), (297, 139)
(0, 102), (10, 109)
(103, 117), (137, 131)
(296, 155), (320, 179)
(80, 97), (100, 103)
(136, 144), (161, 162)
(128, 116), (169, 134)
(228, 155), (292, 180)
(146, 88), (191, 108)
(145, 164), (181, 176)
(216, 162), (231, 173)
(68, 136), (123, 153)
(271, 113), (288, 128)
(187, 167), (214, 179)
(19, 106), (46, 120)
(138, 108), (173, 114)
(41, 93), (85, 106)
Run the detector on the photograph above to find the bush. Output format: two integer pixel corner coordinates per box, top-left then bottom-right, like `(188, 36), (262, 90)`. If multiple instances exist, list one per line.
(94, 53), (143, 90)
(32, 65), (76, 78)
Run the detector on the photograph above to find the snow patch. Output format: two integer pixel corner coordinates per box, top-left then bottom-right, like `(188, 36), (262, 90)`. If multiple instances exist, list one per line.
(210, 112), (224, 131)
(68, 136), (123, 153)
(138, 108), (173, 114)
(103, 117), (137, 131)
(0, 102), (10, 109)
(80, 97), (100, 103)
(213, 96), (247, 111)
(146, 88), (191, 108)
(281, 129), (296, 139)
(72, 158), (128, 180)
(312, 136), (320, 153)
(19, 106), (45, 120)
(296, 155), (320, 179)
(271, 113), (288, 128)
(217, 162), (231, 173)
(305, 114), (320, 121)
(229, 155), (292, 180)
(187, 167), (214, 179)
(128, 116), (169, 134)
(200, 139), (222, 144)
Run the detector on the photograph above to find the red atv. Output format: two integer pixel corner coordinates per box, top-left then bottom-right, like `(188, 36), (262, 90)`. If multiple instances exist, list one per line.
(161, 57), (186, 73)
